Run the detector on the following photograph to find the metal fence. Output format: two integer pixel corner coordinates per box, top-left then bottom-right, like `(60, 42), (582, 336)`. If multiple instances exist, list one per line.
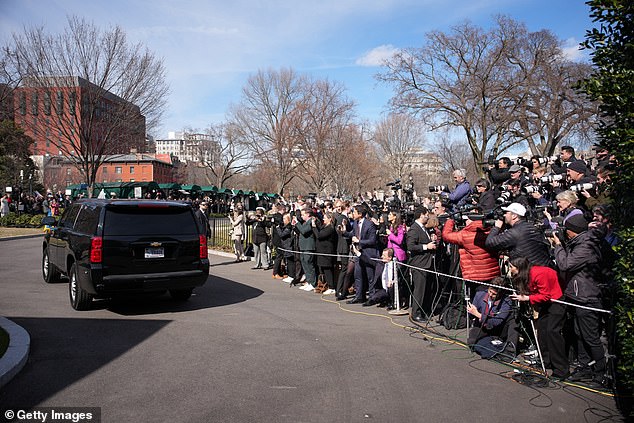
(208, 217), (252, 249)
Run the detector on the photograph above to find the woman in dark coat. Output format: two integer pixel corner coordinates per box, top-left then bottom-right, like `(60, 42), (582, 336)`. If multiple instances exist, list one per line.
(277, 213), (298, 285)
(312, 211), (338, 292)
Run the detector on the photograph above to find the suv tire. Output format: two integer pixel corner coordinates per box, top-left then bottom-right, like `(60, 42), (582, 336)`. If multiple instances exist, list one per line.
(42, 248), (61, 283)
(169, 288), (193, 301)
(69, 263), (93, 310)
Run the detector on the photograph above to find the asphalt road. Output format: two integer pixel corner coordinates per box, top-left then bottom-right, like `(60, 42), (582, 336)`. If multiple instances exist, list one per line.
(0, 237), (622, 423)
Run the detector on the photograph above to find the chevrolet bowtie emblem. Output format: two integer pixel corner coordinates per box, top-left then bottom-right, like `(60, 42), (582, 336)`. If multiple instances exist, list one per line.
(150, 242), (162, 247)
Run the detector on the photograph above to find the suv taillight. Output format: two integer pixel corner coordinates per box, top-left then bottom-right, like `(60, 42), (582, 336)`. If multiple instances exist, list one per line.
(90, 236), (103, 263)
(199, 235), (208, 259)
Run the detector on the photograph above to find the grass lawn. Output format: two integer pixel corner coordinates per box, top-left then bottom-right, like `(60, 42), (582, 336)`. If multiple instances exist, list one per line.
(0, 227), (43, 238)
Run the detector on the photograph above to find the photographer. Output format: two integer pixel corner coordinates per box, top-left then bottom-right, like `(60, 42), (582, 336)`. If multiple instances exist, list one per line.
(473, 178), (496, 213)
(508, 257), (569, 380)
(543, 190), (586, 231)
(466, 278), (513, 347)
(488, 157), (512, 186)
(552, 145), (579, 175)
(247, 208), (271, 270)
(551, 214), (607, 384)
(441, 214), (500, 285)
(445, 169), (472, 211)
(270, 204), (287, 279)
(485, 203), (553, 268)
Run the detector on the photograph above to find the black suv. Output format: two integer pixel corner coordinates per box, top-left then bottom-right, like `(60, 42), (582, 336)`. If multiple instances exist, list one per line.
(42, 199), (210, 310)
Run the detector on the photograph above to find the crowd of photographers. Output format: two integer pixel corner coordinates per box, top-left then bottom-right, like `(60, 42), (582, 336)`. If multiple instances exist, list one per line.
(226, 144), (617, 387)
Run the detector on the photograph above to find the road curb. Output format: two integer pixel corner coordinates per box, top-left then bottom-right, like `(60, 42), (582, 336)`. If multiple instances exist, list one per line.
(0, 317), (30, 388)
(0, 234), (43, 242)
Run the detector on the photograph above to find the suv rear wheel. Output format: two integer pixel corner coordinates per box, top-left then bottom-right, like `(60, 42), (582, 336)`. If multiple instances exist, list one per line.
(42, 248), (61, 283)
(69, 263), (93, 310)
(169, 288), (193, 301)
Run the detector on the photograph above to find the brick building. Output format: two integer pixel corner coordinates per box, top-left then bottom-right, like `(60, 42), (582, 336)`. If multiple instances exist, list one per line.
(13, 76), (146, 156)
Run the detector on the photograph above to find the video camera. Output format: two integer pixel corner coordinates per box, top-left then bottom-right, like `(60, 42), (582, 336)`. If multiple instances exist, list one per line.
(386, 178), (402, 191)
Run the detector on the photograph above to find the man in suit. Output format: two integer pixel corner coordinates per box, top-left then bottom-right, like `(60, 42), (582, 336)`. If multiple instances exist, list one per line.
(195, 201), (210, 240)
(407, 206), (437, 323)
(345, 204), (379, 304)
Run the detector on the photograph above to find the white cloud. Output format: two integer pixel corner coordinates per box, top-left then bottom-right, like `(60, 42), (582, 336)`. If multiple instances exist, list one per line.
(356, 44), (400, 67)
(561, 37), (585, 61)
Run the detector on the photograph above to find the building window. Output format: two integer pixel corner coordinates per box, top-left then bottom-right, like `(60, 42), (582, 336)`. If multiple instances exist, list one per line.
(44, 91), (51, 115)
(103, 167), (107, 174)
(66, 168), (72, 176)
(69, 92), (76, 114)
(56, 92), (63, 115)
(130, 179), (135, 182)
(115, 179), (122, 183)
(31, 92), (38, 115)
(115, 167), (122, 174)
(129, 166), (135, 174)
(19, 93), (26, 115)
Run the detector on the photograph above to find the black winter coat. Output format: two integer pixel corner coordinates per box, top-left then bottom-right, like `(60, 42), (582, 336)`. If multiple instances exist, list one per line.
(313, 223), (337, 267)
(554, 227), (604, 303)
(485, 220), (553, 267)
(276, 223), (295, 258)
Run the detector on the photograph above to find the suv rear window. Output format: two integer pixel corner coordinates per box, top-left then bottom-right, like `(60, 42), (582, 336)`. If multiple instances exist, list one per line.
(103, 206), (198, 236)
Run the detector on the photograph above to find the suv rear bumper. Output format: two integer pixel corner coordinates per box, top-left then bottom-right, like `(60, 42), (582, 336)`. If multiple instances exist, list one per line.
(83, 263), (209, 295)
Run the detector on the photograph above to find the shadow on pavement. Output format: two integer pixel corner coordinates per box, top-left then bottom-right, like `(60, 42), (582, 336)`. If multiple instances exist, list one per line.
(105, 275), (263, 316)
(0, 317), (169, 409)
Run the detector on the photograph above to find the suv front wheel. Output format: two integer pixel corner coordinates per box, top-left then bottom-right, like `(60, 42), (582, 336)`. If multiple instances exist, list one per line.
(42, 248), (61, 283)
(69, 263), (93, 310)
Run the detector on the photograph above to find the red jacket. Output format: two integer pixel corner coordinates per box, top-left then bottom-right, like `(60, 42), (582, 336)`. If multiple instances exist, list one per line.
(442, 219), (500, 282)
(528, 266), (562, 305)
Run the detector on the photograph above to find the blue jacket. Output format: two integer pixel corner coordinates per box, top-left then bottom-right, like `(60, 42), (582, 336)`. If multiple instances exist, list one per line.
(447, 180), (472, 209)
(472, 290), (512, 331)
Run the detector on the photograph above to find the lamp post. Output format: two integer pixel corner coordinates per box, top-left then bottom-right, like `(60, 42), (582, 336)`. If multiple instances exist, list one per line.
(18, 169), (24, 216)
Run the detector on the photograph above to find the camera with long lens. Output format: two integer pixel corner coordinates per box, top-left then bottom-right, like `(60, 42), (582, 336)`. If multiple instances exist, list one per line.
(544, 227), (565, 243)
(480, 207), (505, 228)
(512, 157), (528, 166)
(481, 154), (497, 172)
(522, 185), (545, 195)
(496, 191), (512, 204)
(570, 182), (596, 192)
(429, 185), (450, 193)
(540, 174), (564, 184)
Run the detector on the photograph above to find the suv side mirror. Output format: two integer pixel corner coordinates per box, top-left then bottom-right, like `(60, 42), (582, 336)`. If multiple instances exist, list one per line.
(42, 216), (57, 226)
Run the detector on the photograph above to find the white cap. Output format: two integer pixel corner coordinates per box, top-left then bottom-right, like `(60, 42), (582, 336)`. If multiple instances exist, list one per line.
(501, 202), (526, 217)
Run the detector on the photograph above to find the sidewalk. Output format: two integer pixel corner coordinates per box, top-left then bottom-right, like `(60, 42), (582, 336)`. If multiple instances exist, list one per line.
(0, 317), (30, 388)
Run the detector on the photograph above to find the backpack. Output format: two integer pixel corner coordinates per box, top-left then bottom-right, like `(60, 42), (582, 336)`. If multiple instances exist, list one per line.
(440, 303), (467, 330)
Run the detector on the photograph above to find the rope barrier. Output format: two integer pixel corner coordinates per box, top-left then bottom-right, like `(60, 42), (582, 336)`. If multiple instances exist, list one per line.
(276, 247), (612, 314)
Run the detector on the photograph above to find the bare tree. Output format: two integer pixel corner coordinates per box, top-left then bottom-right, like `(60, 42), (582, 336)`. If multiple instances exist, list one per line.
(5, 16), (168, 194)
(378, 17), (598, 172)
(294, 78), (356, 195)
(505, 24), (598, 156)
(197, 122), (251, 188)
(378, 18), (523, 174)
(372, 113), (426, 182)
(229, 68), (307, 196)
(325, 123), (381, 196)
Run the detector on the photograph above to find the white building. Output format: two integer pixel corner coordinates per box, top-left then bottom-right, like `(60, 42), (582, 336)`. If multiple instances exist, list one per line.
(155, 131), (219, 163)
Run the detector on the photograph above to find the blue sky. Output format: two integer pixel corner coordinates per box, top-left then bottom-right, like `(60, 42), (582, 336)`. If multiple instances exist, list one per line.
(0, 0), (595, 139)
